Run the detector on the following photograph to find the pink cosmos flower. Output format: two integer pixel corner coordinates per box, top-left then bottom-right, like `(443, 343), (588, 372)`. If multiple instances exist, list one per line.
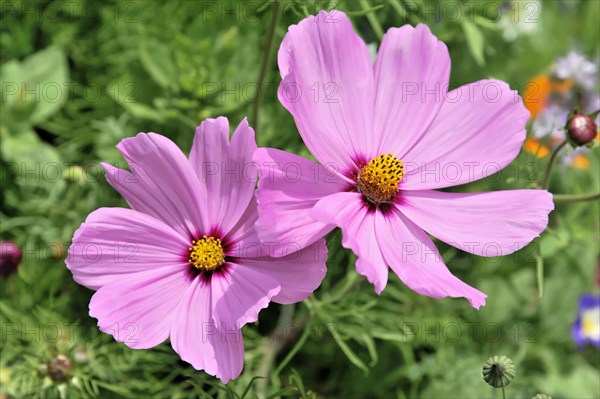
(66, 117), (327, 382)
(254, 11), (554, 309)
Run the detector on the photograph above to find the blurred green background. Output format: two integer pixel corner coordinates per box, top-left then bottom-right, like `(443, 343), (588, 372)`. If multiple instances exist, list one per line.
(1, 0), (599, 398)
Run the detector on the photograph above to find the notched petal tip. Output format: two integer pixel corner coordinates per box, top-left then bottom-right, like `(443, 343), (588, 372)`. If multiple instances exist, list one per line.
(195, 116), (230, 137)
(468, 292), (488, 310)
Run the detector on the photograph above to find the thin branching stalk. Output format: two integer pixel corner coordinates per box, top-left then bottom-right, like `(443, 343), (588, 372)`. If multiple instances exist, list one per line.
(542, 140), (568, 189)
(251, 0), (281, 132)
(553, 192), (600, 203)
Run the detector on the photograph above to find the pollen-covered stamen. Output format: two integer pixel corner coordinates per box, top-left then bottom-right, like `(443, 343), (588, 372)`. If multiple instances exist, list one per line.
(188, 235), (224, 271)
(357, 153), (404, 203)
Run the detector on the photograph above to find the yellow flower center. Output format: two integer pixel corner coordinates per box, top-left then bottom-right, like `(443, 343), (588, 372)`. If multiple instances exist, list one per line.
(357, 153), (404, 203)
(188, 235), (224, 271)
(582, 307), (600, 339)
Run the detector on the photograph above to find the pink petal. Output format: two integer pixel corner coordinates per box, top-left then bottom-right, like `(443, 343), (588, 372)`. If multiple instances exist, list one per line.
(66, 208), (189, 290)
(211, 263), (280, 329)
(210, 331), (244, 384)
(116, 133), (208, 237)
(102, 163), (177, 230)
(277, 31), (292, 79)
(189, 117), (258, 235)
(373, 24), (450, 157)
(236, 239), (328, 304)
(278, 10), (376, 168)
(224, 198), (327, 304)
(311, 192), (388, 294)
(225, 196), (260, 252)
(89, 265), (192, 349)
(401, 80), (530, 189)
(375, 208), (487, 309)
(171, 277), (244, 383)
(226, 196), (310, 259)
(399, 189), (554, 256)
(253, 148), (347, 257)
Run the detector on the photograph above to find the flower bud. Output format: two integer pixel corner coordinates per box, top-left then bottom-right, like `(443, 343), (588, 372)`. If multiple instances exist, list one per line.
(63, 165), (85, 184)
(532, 394), (552, 399)
(48, 241), (66, 261)
(73, 347), (89, 364)
(566, 114), (597, 145)
(482, 355), (516, 388)
(47, 355), (71, 382)
(0, 367), (11, 385)
(0, 242), (22, 277)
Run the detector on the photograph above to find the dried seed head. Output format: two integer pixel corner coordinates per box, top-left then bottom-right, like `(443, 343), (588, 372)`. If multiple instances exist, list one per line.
(482, 355), (516, 388)
(47, 355), (71, 382)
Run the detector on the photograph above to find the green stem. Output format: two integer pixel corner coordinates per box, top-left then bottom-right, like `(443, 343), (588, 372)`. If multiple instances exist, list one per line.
(272, 318), (311, 378)
(176, 114), (198, 130)
(256, 302), (295, 396)
(542, 140), (568, 189)
(501, 385), (506, 399)
(250, 0), (280, 132)
(389, 0), (408, 19)
(324, 270), (360, 304)
(535, 242), (544, 299)
(358, 0), (384, 39)
(553, 192), (600, 203)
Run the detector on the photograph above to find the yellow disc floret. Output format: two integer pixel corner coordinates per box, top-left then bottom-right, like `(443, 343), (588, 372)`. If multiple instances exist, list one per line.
(582, 307), (600, 339)
(357, 153), (404, 203)
(188, 235), (224, 271)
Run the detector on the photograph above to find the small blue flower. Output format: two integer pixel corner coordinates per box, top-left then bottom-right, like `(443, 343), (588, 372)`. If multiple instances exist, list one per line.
(572, 294), (600, 349)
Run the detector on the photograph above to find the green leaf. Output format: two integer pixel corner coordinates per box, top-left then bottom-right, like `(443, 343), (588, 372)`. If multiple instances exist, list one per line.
(139, 40), (179, 91)
(122, 102), (165, 122)
(22, 46), (69, 124)
(461, 21), (485, 66)
(0, 60), (25, 108)
(273, 320), (312, 377)
(326, 323), (369, 374)
(265, 386), (298, 399)
(0, 128), (61, 165)
(473, 15), (500, 31)
(0, 46), (68, 126)
(240, 376), (265, 399)
(359, 333), (378, 367)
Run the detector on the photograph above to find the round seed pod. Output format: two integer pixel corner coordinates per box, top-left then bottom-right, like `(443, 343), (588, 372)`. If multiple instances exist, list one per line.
(47, 355), (71, 382)
(482, 355), (516, 388)
(567, 114), (597, 146)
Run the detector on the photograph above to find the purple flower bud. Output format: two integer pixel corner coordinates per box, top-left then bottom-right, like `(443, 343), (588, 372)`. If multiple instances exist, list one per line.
(567, 114), (597, 145)
(0, 242), (22, 277)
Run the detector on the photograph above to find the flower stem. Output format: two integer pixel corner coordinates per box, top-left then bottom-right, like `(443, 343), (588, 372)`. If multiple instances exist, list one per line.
(542, 140), (568, 189)
(502, 385), (507, 399)
(272, 318), (311, 378)
(553, 192), (600, 203)
(535, 242), (544, 298)
(250, 0), (280, 133)
(256, 303), (297, 396)
(358, 0), (384, 39)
